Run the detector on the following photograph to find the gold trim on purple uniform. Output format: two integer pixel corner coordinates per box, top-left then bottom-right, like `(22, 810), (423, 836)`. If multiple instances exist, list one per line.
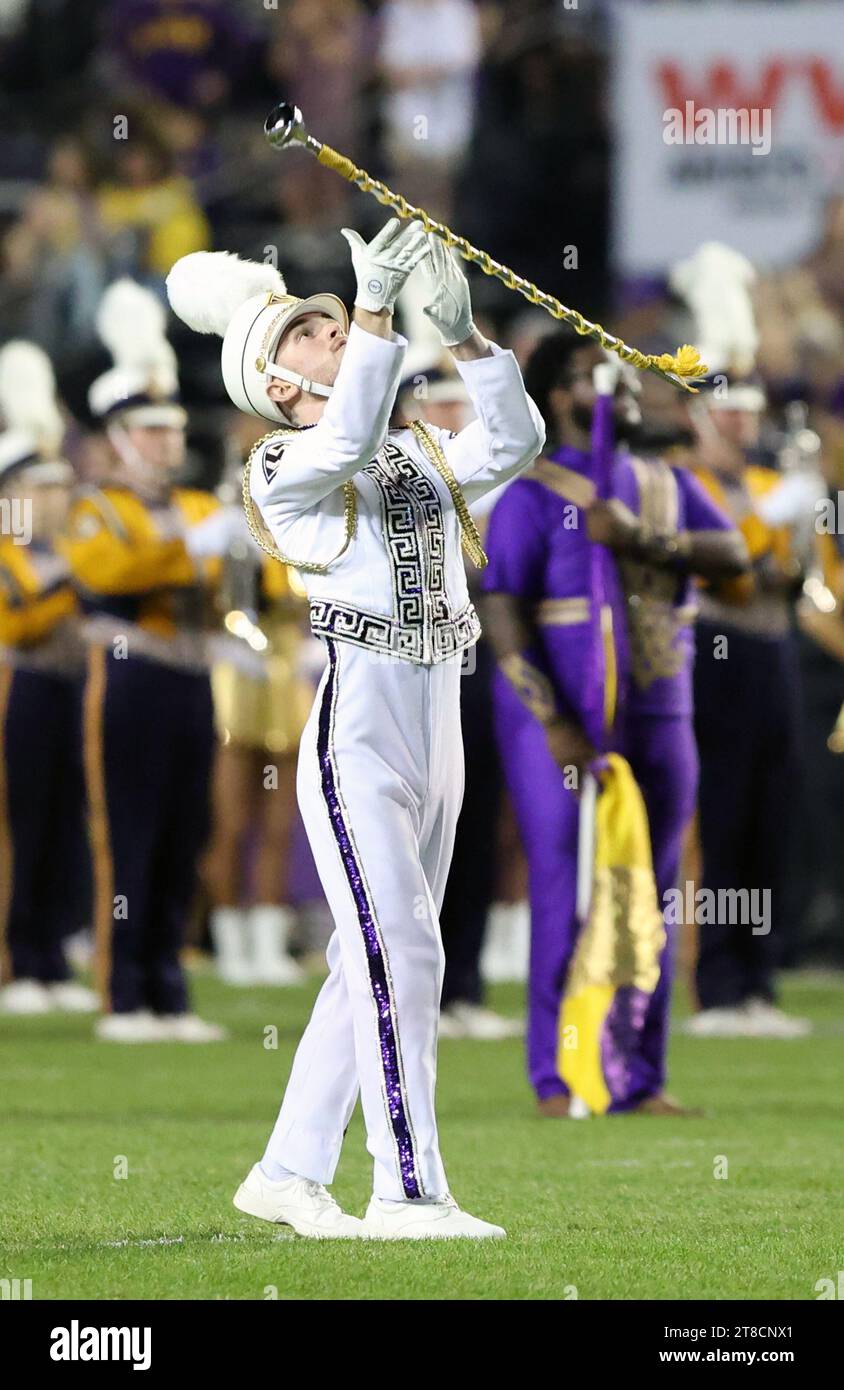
(534, 597), (591, 626)
(529, 458), (596, 510)
(619, 456), (697, 690)
(498, 652), (558, 726)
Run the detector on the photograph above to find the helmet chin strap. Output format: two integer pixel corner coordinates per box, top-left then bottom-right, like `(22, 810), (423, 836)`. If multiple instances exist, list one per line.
(262, 361), (333, 399)
(107, 423), (170, 499)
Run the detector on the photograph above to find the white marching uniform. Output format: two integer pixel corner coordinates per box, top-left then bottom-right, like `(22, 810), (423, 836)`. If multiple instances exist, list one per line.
(250, 322), (544, 1199)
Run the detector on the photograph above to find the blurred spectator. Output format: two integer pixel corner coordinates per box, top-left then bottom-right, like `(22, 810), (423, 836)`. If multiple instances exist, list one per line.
(754, 198), (844, 400)
(2, 136), (107, 355)
(260, 161), (357, 308)
(97, 127), (211, 279)
(455, 7), (609, 323)
(104, 0), (257, 111)
(379, 0), (482, 219)
(264, 0), (372, 162)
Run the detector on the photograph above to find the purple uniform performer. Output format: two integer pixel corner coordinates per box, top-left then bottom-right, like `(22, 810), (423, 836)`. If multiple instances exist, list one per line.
(481, 389), (630, 1106)
(481, 336), (747, 1114)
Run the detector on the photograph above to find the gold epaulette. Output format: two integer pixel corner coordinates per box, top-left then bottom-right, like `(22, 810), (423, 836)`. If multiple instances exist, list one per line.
(242, 427), (357, 576)
(528, 458), (596, 510)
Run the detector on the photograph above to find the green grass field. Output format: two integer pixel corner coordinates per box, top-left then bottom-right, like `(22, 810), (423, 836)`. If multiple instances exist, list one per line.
(2, 969), (842, 1301)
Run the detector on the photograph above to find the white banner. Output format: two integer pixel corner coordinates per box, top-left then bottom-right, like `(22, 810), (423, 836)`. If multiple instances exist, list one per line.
(611, 2), (844, 275)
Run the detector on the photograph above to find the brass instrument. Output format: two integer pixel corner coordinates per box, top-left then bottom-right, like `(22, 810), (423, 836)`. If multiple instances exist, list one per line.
(263, 102), (707, 394)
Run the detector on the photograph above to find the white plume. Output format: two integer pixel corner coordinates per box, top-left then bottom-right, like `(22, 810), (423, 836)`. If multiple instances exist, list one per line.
(94, 278), (179, 400)
(166, 252), (287, 337)
(671, 243), (758, 376)
(96, 279), (175, 368)
(0, 340), (64, 455)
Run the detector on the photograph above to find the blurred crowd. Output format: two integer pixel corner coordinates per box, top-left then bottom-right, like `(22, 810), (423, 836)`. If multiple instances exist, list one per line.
(0, 0), (610, 416)
(1, 0), (843, 1059)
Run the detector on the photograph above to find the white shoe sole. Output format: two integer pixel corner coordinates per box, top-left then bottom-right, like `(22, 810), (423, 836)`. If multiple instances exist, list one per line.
(232, 1184), (361, 1239)
(0, 1002), (53, 1015)
(251, 969), (306, 987)
(95, 1031), (165, 1043)
(362, 1223), (506, 1241)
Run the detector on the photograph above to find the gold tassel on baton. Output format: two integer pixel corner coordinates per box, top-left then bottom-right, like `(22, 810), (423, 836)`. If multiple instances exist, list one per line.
(264, 102), (708, 394)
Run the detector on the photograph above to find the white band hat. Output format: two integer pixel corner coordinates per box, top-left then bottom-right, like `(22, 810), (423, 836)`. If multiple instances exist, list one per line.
(707, 380), (767, 414)
(88, 279), (187, 429)
(166, 251), (348, 425)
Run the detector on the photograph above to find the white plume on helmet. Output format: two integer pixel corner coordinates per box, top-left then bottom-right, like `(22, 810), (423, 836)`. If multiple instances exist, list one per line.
(0, 341), (64, 455)
(671, 242), (764, 412)
(671, 243), (759, 377)
(165, 251), (287, 337)
(89, 278), (184, 425)
(0, 340), (71, 485)
(165, 250), (349, 424)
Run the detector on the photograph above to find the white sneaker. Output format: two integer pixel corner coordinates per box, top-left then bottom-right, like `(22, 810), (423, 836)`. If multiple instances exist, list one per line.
(219, 960), (258, 986)
(0, 979), (53, 1014)
(233, 1163), (363, 1239)
(742, 998), (812, 1038)
(64, 929), (94, 973)
(681, 1007), (756, 1038)
(248, 905), (305, 986)
(479, 903), (517, 984)
(439, 1002), (523, 1040)
(253, 955), (306, 987)
(156, 1013), (227, 1043)
(568, 1095), (593, 1119)
(363, 1194), (506, 1241)
(210, 907), (256, 986)
(48, 981), (99, 1013)
(507, 901), (531, 983)
(480, 902), (530, 984)
(95, 1010), (167, 1043)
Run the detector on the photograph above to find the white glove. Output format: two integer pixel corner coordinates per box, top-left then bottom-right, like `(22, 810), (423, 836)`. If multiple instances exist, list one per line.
(185, 505), (253, 560)
(418, 232), (475, 347)
(340, 217), (430, 314)
(593, 361), (619, 397)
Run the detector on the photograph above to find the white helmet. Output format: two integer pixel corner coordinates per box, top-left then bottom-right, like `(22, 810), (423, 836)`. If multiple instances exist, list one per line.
(166, 251), (348, 424)
(88, 279), (187, 429)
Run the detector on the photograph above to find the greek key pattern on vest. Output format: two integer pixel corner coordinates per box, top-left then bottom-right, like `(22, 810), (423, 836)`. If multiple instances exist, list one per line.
(309, 438), (478, 662)
(309, 597), (481, 665)
(363, 440), (448, 629)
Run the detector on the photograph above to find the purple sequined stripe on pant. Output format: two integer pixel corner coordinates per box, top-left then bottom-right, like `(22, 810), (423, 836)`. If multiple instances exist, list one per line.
(316, 637), (421, 1200)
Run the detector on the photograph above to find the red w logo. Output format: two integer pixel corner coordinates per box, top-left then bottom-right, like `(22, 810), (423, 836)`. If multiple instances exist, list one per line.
(656, 60), (789, 114)
(656, 59), (844, 133)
